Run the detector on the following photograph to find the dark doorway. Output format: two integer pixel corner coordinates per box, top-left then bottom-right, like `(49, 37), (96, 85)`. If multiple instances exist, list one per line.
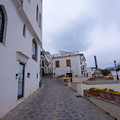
(18, 63), (25, 99)
(66, 73), (72, 77)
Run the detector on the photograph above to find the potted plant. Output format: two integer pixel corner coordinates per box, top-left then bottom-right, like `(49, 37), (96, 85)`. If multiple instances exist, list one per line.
(105, 89), (114, 101)
(83, 89), (90, 97)
(90, 77), (95, 80)
(113, 91), (120, 104)
(107, 76), (113, 80)
(99, 88), (107, 99)
(89, 87), (100, 97)
(99, 88), (114, 101)
(98, 75), (103, 78)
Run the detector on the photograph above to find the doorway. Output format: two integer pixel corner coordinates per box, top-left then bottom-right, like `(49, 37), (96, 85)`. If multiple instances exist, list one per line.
(18, 63), (25, 99)
(66, 73), (72, 77)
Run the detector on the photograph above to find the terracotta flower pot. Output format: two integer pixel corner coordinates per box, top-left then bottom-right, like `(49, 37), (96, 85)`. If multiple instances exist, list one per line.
(108, 77), (113, 80)
(90, 89), (100, 97)
(98, 76), (103, 78)
(83, 90), (90, 97)
(100, 91), (107, 99)
(114, 93), (120, 104)
(100, 91), (114, 101)
(90, 78), (95, 80)
(105, 92), (114, 101)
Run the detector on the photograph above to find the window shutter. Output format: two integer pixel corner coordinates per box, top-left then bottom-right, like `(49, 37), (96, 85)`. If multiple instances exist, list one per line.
(55, 61), (59, 67)
(66, 59), (70, 67)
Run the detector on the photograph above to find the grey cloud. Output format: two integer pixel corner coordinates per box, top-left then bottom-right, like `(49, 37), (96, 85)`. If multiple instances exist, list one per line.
(50, 16), (96, 52)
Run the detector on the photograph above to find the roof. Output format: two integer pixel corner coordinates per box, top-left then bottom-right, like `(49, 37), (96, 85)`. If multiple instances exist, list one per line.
(52, 51), (84, 59)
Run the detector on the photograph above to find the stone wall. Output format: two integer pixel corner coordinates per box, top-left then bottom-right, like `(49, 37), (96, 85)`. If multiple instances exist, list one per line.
(89, 96), (120, 120)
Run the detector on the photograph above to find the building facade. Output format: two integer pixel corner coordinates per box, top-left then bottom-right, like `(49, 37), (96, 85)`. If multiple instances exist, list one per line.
(0, 0), (42, 118)
(52, 51), (87, 78)
(40, 49), (53, 76)
(45, 51), (53, 75)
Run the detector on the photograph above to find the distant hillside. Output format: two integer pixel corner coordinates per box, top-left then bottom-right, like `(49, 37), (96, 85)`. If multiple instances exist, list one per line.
(105, 66), (115, 71)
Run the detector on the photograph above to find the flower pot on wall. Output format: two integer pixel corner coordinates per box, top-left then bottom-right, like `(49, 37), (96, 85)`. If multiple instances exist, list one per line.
(114, 93), (120, 104)
(90, 77), (95, 80)
(90, 90), (100, 97)
(83, 90), (90, 97)
(100, 91), (114, 101)
(105, 92), (114, 101)
(100, 91), (107, 99)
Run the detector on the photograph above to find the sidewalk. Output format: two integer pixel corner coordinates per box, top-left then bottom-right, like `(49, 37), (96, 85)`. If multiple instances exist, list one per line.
(1, 75), (114, 120)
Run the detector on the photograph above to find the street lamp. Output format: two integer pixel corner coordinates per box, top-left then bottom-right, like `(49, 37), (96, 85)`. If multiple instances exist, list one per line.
(69, 62), (72, 82)
(114, 60), (119, 80)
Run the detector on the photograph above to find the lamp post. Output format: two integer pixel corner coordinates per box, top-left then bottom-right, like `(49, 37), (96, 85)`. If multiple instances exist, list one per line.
(69, 62), (72, 82)
(114, 60), (119, 80)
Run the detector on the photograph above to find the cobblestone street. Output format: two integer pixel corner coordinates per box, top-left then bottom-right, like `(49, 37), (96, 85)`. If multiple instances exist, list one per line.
(1, 76), (114, 120)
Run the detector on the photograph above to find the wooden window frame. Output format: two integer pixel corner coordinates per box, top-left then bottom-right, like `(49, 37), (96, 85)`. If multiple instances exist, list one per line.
(55, 61), (59, 68)
(66, 59), (71, 67)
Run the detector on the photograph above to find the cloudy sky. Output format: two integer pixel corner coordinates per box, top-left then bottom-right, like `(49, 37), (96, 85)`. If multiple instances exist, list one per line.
(43, 0), (120, 69)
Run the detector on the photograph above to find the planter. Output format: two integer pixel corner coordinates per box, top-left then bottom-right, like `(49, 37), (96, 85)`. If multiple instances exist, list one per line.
(100, 91), (114, 101)
(114, 93), (120, 104)
(108, 77), (113, 80)
(105, 92), (114, 101)
(90, 89), (100, 97)
(98, 76), (103, 78)
(90, 77), (95, 80)
(83, 90), (90, 97)
(100, 91), (107, 99)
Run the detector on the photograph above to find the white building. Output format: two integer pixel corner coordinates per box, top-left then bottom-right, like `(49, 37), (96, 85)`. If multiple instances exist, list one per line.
(52, 51), (87, 78)
(40, 49), (53, 76)
(111, 70), (120, 76)
(45, 51), (53, 75)
(0, 0), (42, 118)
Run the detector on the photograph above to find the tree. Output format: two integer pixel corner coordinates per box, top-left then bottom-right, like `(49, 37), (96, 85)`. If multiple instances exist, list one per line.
(101, 69), (110, 76)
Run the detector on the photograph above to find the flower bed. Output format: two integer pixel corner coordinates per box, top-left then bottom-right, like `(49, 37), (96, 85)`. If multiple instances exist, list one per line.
(83, 89), (90, 97)
(98, 75), (103, 78)
(89, 87), (100, 97)
(113, 91), (120, 104)
(58, 74), (65, 78)
(83, 87), (120, 103)
(99, 91), (107, 99)
(107, 76), (114, 80)
(89, 77), (95, 80)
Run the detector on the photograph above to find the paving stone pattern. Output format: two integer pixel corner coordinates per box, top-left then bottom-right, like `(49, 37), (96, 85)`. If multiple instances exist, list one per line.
(1, 76), (114, 120)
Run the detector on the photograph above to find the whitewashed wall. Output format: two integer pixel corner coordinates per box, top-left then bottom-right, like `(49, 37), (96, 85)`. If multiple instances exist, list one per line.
(0, 0), (42, 118)
(53, 55), (82, 77)
(111, 70), (120, 76)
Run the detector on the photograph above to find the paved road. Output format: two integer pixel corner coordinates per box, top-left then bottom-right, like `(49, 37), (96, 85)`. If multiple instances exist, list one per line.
(2, 76), (114, 120)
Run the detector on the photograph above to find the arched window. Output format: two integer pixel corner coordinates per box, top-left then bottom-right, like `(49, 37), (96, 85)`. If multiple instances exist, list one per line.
(32, 39), (37, 61)
(0, 6), (5, 43)
(36, 5), (39, 22)
(23, 24), (26, 37)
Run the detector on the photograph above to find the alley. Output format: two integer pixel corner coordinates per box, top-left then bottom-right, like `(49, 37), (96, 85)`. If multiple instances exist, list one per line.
(1, 76), (114, 120)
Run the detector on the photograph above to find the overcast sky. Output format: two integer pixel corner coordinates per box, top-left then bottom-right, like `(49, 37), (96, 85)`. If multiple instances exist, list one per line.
(43, 0), (120, 69)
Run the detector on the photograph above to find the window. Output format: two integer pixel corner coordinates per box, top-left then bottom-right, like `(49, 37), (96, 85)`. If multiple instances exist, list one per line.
(55, 61), (59, 68)
(66, 59), (71, 67)
(27, 73), (30, 78)
(39, 13), (41, 29)
(28, 0), (30, 3)
(36, 5), (39, 22)
(36, 73), (38, 79)
(0, 6), (5, 43)
(32, 39), (37, 61)
(23, 24), (26, 37)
